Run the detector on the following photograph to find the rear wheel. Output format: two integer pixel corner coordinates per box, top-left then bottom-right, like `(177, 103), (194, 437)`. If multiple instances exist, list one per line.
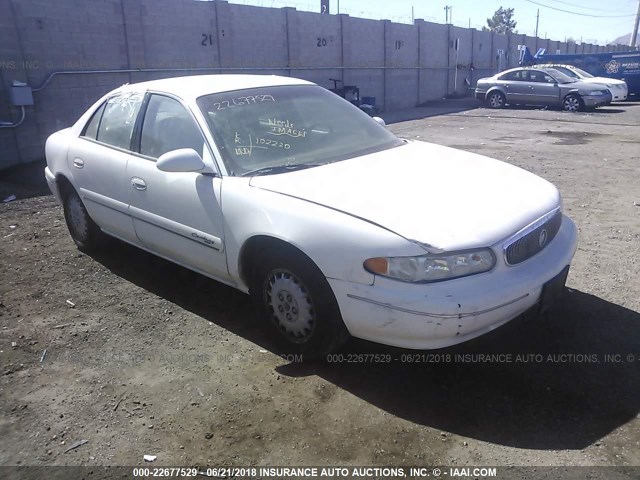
(249, 247), (350, 360)
(62, 187), (102, 252)
(486, 91), (506, 109)
(562, 94), (583, 112)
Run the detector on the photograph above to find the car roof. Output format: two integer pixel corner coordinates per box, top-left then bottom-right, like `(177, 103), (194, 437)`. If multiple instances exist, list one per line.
(496, 65), (574, 76)
(116, 74), (314, 101)
(536, 64), (576, 69)
(496, 66), (547, 75)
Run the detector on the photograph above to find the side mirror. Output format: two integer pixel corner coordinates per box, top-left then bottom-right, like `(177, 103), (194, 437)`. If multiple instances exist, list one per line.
(157, 148), (205, 173)
(372, 116), (386, 127)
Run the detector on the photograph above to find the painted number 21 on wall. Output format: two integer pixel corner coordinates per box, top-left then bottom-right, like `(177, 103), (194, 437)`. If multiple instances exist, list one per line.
(201, 34), (214, 46)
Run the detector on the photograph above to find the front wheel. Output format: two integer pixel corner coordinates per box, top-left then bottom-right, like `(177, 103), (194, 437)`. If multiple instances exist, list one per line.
(562, 94), (583, 112)
(62, 187), (102, 252)
(250, 248), (350, 359)
(486, 91), (506, 109)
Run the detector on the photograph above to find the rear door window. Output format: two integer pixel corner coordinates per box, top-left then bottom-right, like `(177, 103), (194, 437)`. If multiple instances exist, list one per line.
(96, 92), (144, 150)
(500, 70), (528, 81)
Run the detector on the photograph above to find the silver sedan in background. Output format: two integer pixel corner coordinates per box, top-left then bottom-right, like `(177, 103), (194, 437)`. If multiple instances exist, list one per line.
(475, 67), (612, 112)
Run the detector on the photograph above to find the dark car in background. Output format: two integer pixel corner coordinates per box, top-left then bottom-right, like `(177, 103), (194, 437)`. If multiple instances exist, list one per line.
(475, 67), (612, 112)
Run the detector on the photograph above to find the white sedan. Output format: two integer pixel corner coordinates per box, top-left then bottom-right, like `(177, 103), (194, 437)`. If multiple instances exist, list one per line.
(45, 75), (578, 357)
(537, 64), (628, 102)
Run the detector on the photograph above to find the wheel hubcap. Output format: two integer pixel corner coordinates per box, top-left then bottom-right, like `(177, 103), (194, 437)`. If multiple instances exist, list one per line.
(67, 195), (88, 240)
(565, 97), (579, 111)
(490, 94), (503, 107)
(265, 270), (315, 342)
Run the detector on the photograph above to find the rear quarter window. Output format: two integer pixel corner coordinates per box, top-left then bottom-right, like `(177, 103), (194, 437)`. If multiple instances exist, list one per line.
(82, 102), (106, 140)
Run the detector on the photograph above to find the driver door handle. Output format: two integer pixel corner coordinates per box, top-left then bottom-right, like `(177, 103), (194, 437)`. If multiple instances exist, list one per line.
(131, 177), (147, 191)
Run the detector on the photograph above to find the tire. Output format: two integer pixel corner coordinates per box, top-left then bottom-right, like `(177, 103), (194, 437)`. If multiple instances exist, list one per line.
(562, 94), (583, 112)
(249, 247), (350, 360)
(486, 91), (506, 109)
(62, 186), (102, 252)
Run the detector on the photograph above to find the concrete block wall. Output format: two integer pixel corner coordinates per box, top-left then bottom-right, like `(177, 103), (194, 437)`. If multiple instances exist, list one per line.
(0, 0), (23, 164)
(472, 29), (493, 88)
(384, 21), (419, 110)
(136, 0), (219, 70)
(1, 0), (130, 166)
(342, 15), (384, 108)
(508, 34), (524, 68)
(447, 26), (471, 94)
(417, 21), (448, 103)
(491, 33), (510, 71)
(0, 0), (627, 169)
(290, 10), (342, 88)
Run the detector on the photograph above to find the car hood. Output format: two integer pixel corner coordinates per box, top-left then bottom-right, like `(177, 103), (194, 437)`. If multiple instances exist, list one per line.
(249, 141), (561, 251)
(580, 77), (626, 86)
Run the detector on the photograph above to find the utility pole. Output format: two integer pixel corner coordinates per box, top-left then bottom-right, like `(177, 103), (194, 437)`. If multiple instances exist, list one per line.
(411, 6), (414, 23)
(534, 9), (539, 38)
(444, 5), (452, 24)
(631, 0), (640, 47)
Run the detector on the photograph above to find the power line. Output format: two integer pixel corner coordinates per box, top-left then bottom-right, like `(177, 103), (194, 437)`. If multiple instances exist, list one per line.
(540, 0), (621, 13)
(524, 0), (636, 17)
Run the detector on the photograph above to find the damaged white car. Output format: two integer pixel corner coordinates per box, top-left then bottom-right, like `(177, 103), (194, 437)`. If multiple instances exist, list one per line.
(45, 75), (578, 357)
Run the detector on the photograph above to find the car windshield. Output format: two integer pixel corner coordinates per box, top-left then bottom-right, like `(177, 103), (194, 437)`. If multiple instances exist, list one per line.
(549, 66), (595, 79)
(549, 66), (579, 78)
(570, 66), (594, 78)
(541, 68), (577, 84)
(197, 85), (403, 176)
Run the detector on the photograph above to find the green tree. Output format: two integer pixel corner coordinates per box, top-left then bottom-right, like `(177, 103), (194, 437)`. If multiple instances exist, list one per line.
(483, 7), (517, 34)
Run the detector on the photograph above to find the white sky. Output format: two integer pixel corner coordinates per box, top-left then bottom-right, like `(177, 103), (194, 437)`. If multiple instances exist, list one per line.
(227, 0), (639, 45)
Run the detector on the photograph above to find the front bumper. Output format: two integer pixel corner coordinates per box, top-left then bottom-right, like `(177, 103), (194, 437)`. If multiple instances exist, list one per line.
(610, 85), (628, 102)
(328, 215), (578, 350)
(582, 93), (612, 107)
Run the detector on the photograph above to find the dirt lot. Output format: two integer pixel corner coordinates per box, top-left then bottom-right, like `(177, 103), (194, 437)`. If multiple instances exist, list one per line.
(1, 101), (639, 476)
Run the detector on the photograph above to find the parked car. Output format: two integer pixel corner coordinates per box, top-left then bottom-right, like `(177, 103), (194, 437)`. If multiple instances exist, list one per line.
(536, 64), (628, 102)
(45, 75), (578, 357)
(476, 67), (612, 111)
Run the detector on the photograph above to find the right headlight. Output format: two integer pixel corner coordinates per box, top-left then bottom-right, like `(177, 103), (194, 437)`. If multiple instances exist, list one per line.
(364, 249), (496, 283)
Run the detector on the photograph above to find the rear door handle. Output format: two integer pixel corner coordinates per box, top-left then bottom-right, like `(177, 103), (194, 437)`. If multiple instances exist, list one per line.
(73, 158), (84, 169)
(131, 177), (147, 191)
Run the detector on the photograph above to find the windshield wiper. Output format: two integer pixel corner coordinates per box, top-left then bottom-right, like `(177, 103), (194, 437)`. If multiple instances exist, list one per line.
(241, 163), (322, 177)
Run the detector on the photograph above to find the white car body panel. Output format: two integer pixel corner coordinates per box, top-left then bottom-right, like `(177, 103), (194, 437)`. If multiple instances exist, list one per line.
(220, 176), (426, 289)
(579, 77), (628, 101)
(330, 215), (577, 349)
(250, 141), (560, 252)
(69, 140), (138, 244)
(126, 159), (228, 279)
(537, 64), (628, 101)
(44, 74), (578, 350)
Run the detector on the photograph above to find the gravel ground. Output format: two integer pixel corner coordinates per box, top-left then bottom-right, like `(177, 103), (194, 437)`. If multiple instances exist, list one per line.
(1, 101), (639, 476)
